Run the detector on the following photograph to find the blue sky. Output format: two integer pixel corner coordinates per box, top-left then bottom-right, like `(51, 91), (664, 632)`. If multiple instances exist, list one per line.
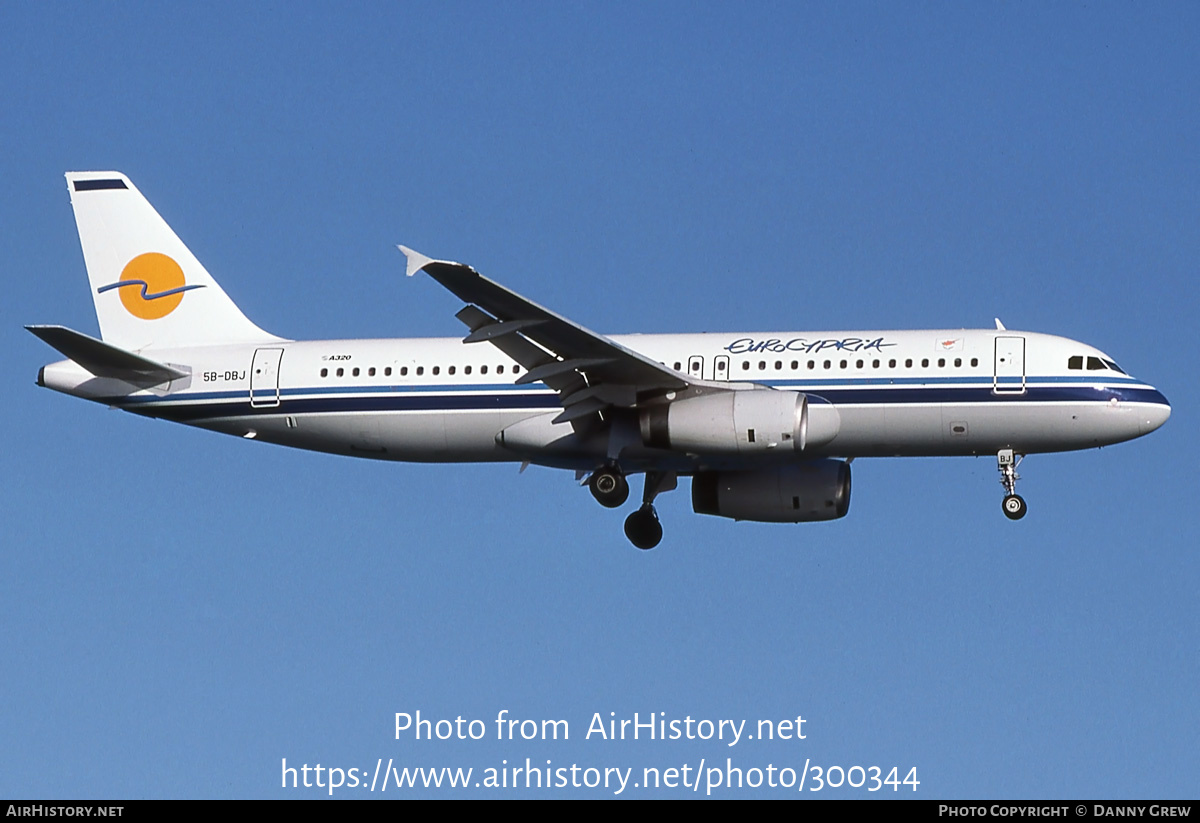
(2, 2), (1196, 798)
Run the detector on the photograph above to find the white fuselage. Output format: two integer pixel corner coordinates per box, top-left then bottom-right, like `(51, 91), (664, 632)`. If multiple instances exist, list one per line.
(40, 327), (1171, 471)
(41, 171), (1172, 540)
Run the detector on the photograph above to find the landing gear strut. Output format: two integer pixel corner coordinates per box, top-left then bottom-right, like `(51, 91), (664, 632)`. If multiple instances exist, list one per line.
(997, 449), (1027, 520)
(588, 465), (629, 509)
(623, 471), (676, 550)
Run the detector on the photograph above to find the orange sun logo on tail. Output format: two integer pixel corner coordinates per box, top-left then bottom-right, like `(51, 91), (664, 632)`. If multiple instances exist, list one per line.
(96, 253), (205, 320)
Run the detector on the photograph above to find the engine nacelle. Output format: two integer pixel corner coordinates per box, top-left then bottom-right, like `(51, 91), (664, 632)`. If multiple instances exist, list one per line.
(641, 390), (806, 454)
(640, 390), (841, 454)
(691, 460), (852, 522)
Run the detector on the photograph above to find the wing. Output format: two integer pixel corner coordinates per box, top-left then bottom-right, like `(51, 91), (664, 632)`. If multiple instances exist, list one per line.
(403, 248), (744, 431)
(400, 246), (701, 427)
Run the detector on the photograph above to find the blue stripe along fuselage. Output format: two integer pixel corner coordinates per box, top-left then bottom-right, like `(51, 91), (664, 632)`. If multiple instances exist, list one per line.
(118, 382), (1169, 423)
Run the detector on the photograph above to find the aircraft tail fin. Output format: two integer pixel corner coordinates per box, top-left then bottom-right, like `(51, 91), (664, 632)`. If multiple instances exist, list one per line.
(65, 172), (282, 349)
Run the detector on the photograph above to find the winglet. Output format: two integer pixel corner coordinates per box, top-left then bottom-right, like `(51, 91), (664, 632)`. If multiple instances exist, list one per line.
(398, 245), (437, 278)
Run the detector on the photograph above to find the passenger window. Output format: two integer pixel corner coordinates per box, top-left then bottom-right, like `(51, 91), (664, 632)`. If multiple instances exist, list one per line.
(417, 366), (424, 376)
(742, 361), (750, 371)
(448, 366), (456, 375)
(872, 359), (880, 368)
(855, 359), (863, 369)
(888, 359), (896, 368)
(480, 365), (487, 375)
(513, 366), (520, 374)
(397, 367), (405, 376)
(320, 368), (328, 377)
(775, 361), (782, 371)
(971, 358), (978, 367)
(905, 359), (913, 368)
(921, 359), (929, 368)
(497, 365), (504, 374)
(369, 367), (376, 376)
(352, 367), (360, 377)
(807, 360), (815, 370)
(432, 366), (440, 376)
(954, 358), (961, 367)
(937, 359), (945, 368)
(336, 368), (344, 377)
(673, 362), (681, 370)
(790, 360), (798, 370)
(465, 365), (472, 375)
(840, 360), (847, 369)
(758, 361), (766, 370)
(1068, 356), (1083, 370)
(824, 360), (831, 369)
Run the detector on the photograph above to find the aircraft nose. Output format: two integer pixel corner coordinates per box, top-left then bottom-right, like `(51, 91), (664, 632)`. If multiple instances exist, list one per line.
(1139, 390), (1171, 436)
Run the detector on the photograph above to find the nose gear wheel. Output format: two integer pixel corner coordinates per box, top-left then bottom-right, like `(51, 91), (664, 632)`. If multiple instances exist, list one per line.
(997, 449), (1027, 520)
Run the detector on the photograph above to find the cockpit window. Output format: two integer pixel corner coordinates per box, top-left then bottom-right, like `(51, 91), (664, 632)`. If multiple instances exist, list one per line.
(1070, 354), (1125, 373)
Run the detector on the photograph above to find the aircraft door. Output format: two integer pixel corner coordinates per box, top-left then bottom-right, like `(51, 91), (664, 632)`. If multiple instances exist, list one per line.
(250, 347), (284, 407)
(714, 354), (729, 382)
(688, 355), (704, 379)
(993, 336), (1026, 394)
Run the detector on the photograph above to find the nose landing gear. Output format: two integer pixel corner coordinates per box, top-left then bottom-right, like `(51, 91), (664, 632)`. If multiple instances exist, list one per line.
(997, 449), (1027, 520)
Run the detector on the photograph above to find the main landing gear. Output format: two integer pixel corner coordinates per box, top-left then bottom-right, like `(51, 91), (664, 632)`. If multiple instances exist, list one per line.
(997, 448), (1027, 520)
(586, 466), (675, 550)
(588, 464), (629, 508)
(624, 506), (662, 551)
(624, 471), (675, 550)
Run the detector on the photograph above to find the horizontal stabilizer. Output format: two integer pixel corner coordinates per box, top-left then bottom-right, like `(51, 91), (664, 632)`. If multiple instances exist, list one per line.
(27, 325), (188, 386)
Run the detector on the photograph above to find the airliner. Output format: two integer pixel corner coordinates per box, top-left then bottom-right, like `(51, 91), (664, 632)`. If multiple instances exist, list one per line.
(29, 172), (1171, 549)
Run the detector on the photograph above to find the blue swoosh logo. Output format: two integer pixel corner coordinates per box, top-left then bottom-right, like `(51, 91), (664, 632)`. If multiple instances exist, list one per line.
(96, 280), (206, 300)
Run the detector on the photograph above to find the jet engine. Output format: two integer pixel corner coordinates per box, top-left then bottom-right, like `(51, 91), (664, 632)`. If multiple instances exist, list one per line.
(691, 460), (852, 522)
(640, 390), (839, 454)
